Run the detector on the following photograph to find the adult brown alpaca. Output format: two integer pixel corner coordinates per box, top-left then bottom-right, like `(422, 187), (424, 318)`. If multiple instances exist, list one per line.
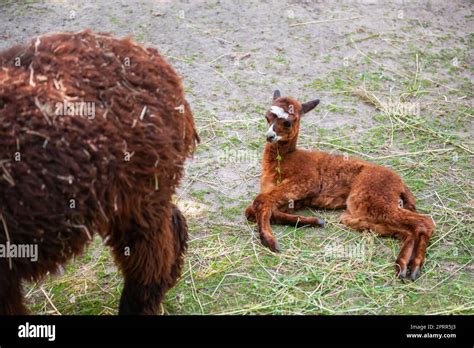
(245, 90), (434, 281)
(0, 30), (199, 314)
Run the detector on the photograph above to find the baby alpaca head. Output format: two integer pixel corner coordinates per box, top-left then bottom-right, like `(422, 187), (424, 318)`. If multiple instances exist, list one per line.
(264, 90), (319, 143)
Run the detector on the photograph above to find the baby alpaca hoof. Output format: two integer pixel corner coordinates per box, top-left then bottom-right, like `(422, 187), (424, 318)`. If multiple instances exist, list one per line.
(397, 266), (408, 279)
(261, 236), (281, 253)
(273, 240), (281, 253)
(244, 206), (256, 223)
(307, 218), (324, 228)
(410, 266), (421, 281)
(395, 261), (408, 280)
(245, 214), (256, 223)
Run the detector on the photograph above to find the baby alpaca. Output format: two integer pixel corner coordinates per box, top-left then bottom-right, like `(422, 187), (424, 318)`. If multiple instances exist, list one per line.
(246, 90), (434, 280)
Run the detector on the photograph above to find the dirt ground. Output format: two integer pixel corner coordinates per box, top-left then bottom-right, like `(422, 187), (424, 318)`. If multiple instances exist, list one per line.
(0, 0), (472, 314)
(2, 0), (471, 205)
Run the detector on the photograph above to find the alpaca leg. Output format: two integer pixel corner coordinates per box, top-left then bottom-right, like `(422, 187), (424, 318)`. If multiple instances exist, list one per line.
(168, 205), (189, 282)
(408, 216), (434, 280)
(342, 212), (416, 278)
(0, 275), (28, 315)
(395, 234), (416, 279)
(407, 235), (428, 281)
(119, 278), (166, 315)
(341, 209), (434, 280)
(246, 203), (324, 227)
(341, 211), (395, 236)
(394, 211), (434, 280)
(114, 219), (180, 315)
(270, 209), (325, 227)
(117, 206), (188, 314)
(253, 194), (280, 252)
(252, 181), (321, 252)
(341, 209), (413, 275)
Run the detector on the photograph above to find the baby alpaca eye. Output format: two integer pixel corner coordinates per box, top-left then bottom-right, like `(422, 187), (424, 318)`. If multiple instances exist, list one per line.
(283, 120), (292, 128)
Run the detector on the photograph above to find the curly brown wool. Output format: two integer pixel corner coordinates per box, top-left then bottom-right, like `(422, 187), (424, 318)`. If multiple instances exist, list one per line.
(0, 30), (199, 315)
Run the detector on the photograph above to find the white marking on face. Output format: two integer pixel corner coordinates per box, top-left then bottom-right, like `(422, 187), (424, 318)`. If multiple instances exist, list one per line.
(265, 123), (281, 142)
(270, 106), (289, 119)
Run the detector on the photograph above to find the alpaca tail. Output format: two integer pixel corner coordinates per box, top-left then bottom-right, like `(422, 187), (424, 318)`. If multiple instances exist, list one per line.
(400, 184), (417, 212)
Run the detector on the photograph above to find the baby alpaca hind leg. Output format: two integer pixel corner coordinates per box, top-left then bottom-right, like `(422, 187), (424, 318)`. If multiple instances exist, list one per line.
(407, 213), (435, 280)
(342, 208), (433, 280)
(387, 208), (434, 280)
(341, 211), (415, 278)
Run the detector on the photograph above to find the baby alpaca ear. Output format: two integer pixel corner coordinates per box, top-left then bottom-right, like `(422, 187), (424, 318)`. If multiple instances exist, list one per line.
(301, 99), (320, 114)
(273, 89), (281, 100)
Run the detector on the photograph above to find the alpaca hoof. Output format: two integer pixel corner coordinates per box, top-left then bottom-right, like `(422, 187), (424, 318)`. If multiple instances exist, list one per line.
(318, 219), (325, 228)
(244, 205), (256, 223)
(261, 237), (280, 253)
(397, 266), (408, 279)
(246, 214), (256, 223)
(410, 266), (421, 281)
(270, 240), (281, 253)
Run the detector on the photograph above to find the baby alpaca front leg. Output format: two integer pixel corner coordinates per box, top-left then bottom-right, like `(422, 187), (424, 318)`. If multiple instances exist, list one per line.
(253, 193), (281, 252)
(252, 183), (324, 252)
